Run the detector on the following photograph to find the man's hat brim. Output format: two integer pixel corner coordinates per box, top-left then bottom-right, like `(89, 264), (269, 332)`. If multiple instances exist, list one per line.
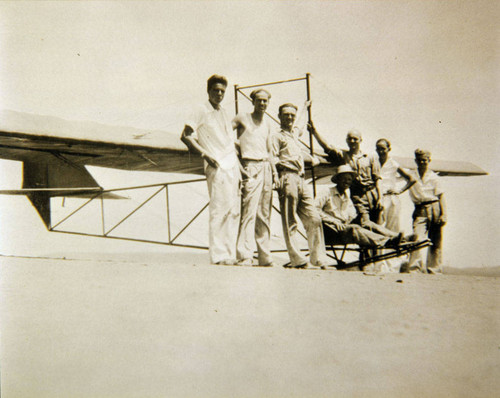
(331, 171), (357, 183)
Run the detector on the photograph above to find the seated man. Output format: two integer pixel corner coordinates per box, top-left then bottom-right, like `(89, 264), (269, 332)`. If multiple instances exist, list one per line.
(316, 165), (403, 248)
(310, 125), (384, 231)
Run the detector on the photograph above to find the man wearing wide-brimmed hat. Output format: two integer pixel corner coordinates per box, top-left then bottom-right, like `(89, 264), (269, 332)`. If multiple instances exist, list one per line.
(316, 164), (403, 248)
(309, 125), (385, 232)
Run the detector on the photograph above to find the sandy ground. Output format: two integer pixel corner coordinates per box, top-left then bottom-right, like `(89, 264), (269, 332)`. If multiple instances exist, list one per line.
(0, 253), (499, 398)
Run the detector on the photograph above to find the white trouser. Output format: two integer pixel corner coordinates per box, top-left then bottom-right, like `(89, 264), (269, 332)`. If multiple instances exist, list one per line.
(237, 160), (273, 265)
(382, 194), (401, 232)
(378, 194), (404, 273)
(205, 163), (241, 263)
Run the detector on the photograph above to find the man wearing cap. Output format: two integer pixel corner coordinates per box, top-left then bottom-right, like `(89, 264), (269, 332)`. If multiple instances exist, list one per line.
(406, 149), (447, 274)
(181, 74), (241, 265)
(309, 125), (384, 232)
(271, 103), (329, 268)
(316, 164), (403, 248)
(233, 89), (277, 266)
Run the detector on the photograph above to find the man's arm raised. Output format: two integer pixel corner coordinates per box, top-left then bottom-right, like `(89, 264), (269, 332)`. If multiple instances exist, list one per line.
(308, 122), (334, 153)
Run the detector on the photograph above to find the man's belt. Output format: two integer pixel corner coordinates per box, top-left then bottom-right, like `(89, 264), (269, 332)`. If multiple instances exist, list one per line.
(277, 165), (304, 177)
(351, 183), (376, 194)
(415, 200), (439, 207)
(241, 158), (268, 162)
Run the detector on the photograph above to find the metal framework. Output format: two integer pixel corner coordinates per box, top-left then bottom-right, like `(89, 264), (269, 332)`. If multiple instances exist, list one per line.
(49, 178), (209, 250)
(46, 176), (430, 270)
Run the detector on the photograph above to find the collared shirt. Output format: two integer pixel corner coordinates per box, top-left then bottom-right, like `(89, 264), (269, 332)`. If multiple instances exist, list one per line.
(408, 169), (443, 204)
(379, 157), (401, 194)
(316, 185), (357, 224)
(271, 128), (305, 175)
(234, 113), (272, 160)
(327, 148), (380, 189)
(185, 101), (237, 169)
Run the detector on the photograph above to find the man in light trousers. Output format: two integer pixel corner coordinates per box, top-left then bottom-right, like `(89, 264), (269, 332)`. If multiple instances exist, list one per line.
(233, 89), (277, 266)
(181, 75), (241, 265)
(406, 149), (447, 274)
(271, 103), (329, 269)
(376, 138), (415, 272)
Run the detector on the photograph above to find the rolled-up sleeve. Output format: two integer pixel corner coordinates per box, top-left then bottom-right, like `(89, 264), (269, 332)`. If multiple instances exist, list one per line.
(270, 132), (281, 162)
(433, 177), (444, 196)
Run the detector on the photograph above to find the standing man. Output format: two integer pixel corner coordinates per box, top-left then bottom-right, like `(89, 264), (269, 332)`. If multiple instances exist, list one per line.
(376, 138), (415, 231)
(233, 89), (277, 266)
(376, 138), (415, 272)
(407, 149), (447, 274)
(181, 75), (241, 265)
(271, 103), (329, 269)
(309, 125), (384, 232)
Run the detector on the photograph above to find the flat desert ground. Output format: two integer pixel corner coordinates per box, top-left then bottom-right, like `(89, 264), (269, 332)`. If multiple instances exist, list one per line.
(1, 252), (499, 398)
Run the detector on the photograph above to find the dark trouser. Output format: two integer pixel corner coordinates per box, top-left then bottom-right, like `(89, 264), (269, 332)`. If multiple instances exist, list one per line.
(323, 222), (390, 247)
(351, 185), (383, 230)
(351, 186), (399, 237)
(408, 202), (443, 273)
(351, 185), (399, 270)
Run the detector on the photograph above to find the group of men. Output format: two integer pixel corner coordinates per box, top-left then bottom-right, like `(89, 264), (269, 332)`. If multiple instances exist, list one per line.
(181, 74), (446, 274)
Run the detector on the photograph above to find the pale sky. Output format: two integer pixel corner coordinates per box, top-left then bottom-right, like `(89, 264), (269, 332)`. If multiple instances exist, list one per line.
(0, 0), (498, 170)
(0, 0), (498, 267)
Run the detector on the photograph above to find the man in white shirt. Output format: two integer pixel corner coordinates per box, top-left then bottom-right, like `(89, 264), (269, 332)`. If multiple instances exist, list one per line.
(316, 164), (403, 248)
(376, 138), (416, 272)
(181, 75), (241, 265)
(406, 149), (447, 274)
(233, 89), (277, 266)
(376, 139), (415, 231)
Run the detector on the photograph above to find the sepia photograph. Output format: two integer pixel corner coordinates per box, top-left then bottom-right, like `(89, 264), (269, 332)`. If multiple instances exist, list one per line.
(0, 1), (498, 397)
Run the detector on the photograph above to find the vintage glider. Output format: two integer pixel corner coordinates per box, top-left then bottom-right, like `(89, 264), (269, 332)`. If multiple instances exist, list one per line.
(0, 109), (206, 229)
(0, 108), (487, 231)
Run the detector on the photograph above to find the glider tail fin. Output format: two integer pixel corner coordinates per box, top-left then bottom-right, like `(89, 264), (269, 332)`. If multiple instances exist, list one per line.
(22, 159), (101, 229)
